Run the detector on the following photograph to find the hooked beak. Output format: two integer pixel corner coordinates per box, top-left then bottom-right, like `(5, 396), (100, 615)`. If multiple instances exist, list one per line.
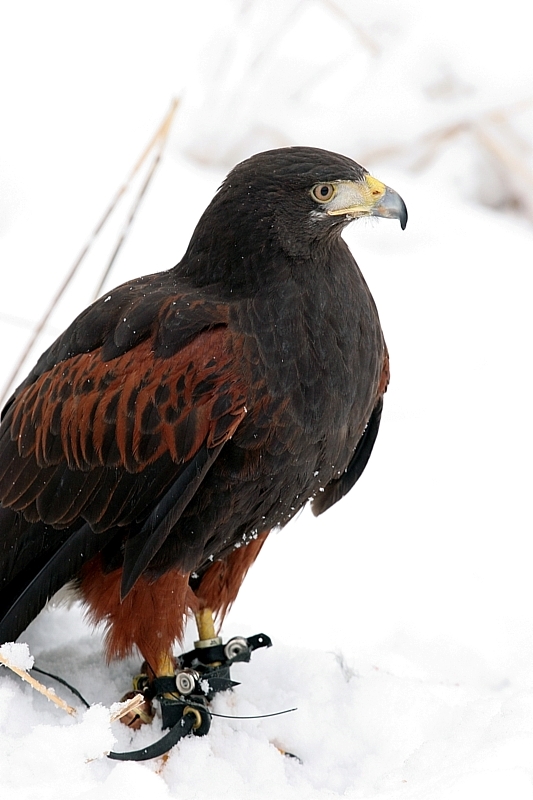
(326, 174), (408, 230)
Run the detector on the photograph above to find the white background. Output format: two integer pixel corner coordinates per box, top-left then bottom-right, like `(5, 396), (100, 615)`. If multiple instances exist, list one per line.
(1, 2), (532, 797)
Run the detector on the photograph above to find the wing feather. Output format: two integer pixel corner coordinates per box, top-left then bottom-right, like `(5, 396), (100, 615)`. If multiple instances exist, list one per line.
(0, 297), (249, 599)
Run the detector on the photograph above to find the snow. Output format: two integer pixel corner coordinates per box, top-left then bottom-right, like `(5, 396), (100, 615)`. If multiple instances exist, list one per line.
(0, 642), (34, 671)
(1, 1), (533, 798)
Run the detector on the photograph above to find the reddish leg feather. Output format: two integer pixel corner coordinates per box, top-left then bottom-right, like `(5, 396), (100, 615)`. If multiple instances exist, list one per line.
(79, 531), (269, 671)
(79, 558), (197, 670)
(196, 531), (269, 623)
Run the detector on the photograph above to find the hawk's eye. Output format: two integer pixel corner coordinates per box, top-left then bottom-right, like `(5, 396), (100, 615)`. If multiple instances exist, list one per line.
(311, 183), (336, 203)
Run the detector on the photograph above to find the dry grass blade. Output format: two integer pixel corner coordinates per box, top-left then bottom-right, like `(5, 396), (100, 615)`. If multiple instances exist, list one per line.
(473, 123), (533, 222)
(361, 95), (533, 176)
(92, 102), (177, 300)
(0, 651), (77, 716)
(0, 97), (180, 408)
(474, 124), (533, 190)
(321, 0), (380, 56)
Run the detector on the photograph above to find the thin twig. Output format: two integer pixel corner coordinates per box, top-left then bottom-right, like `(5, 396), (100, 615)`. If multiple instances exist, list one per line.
(0, 98), (180, 409)
(0, 652), (77, 716)
(360, 96), (533, 170)
(409, 122), (470, 172)
(474, 124), (533, 191)
(91, 151), (161, 300)
(321, 0), (380, 56)
(92, 100), (178, 300)
(109, 693), (146, 723)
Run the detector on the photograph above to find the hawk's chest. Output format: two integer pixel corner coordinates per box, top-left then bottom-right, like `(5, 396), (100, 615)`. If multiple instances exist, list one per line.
(237, 272), (384, 437)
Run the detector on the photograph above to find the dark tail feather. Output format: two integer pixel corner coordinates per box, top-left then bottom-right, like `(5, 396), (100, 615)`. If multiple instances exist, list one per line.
(120, 442), (223, 598)
(0, 510), (115, 644)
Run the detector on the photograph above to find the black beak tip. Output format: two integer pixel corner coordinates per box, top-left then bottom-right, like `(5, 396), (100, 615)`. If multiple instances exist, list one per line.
(400, 203), (408, 231)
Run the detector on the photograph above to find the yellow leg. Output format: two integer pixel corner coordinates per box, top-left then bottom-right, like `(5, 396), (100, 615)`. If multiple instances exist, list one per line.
(120, 651), (175, 728)
(194, 607), (222, 650)
(120, 655), (174, 728)
(154, 651), (175, 677)
(195, 607), (217, 640)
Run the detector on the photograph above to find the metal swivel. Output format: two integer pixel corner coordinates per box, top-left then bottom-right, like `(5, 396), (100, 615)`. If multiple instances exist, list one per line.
(224, 636), (250, 661)
(175, 668), (199, 696)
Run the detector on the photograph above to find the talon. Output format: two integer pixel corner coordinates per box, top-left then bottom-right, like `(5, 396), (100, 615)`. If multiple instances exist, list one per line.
(271, 740), (303, 764)
(132, 671), (151, 694)
(108, 630), (271, 760)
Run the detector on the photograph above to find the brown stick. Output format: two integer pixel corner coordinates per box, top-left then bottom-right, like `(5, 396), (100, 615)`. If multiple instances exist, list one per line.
(1, 651), (149, 725)
(0, 652), (77, 716)
(109, 693), (147, 723)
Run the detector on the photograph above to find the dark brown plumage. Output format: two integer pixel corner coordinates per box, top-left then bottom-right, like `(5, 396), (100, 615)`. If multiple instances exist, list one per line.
(0, 147), (406, 672)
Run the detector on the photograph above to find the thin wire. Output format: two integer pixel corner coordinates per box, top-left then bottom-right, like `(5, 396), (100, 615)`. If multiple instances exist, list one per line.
(208, 707), (297, 720)
(182, 698), (297, 720)
(31, 664), (297, 720)
(31, 666), (91, 709)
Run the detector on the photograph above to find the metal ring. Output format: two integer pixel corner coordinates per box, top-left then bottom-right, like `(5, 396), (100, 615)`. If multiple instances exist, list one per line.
(224, 636), (249, 660)
(175, 669), (198, 695)
(182, 706), (203, 730)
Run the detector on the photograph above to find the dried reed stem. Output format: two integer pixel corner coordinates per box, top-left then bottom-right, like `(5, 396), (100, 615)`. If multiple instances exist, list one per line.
(361, 96), (533, 170)
(0, 651), (77, 716)
(0, 97), (180, 408)
(92, 100), (177, 300)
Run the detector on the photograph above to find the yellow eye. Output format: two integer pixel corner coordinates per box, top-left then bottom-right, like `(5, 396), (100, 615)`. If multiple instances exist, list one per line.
(311, 183), (336, 203)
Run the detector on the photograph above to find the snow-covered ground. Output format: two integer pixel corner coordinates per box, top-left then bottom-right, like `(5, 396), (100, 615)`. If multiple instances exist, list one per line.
(1, 2), (533, 798)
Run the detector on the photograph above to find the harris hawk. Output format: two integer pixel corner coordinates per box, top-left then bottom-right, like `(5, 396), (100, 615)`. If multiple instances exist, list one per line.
(0, 147), (407, 688)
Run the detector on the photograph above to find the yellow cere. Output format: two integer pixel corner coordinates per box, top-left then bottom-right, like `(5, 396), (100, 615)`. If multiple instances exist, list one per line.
(326, 175), (387, 216)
